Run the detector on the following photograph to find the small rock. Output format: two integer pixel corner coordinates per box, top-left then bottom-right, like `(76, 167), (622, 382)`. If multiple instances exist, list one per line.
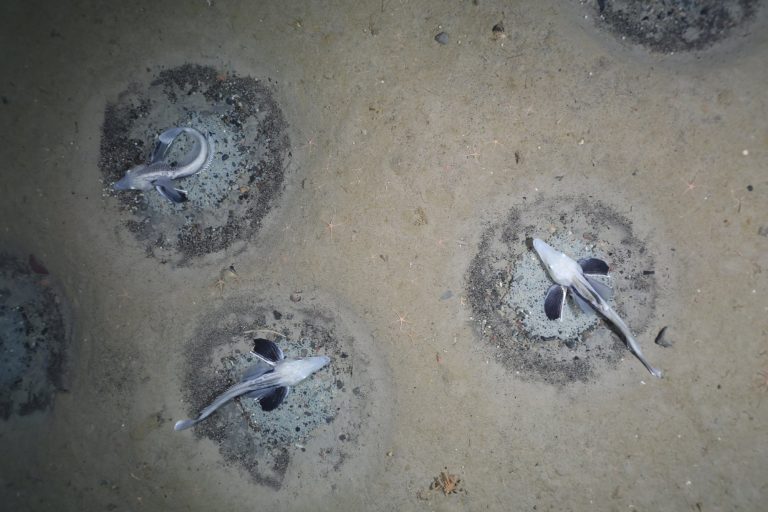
(655, 326), (673, 348)
(28, 254), (49, 275)
(435, 32), (449, 45)
(440, 290), (454, 301)
(492, 21), (505, 39)
(290, 291), (302, 302)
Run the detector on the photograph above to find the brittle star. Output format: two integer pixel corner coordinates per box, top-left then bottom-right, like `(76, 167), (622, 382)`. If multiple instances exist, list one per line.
(681, 174), (698, 194)
(304, 136), (317, 155)
(756, 368), (768, 393)
(486, 138), (504, 150)
(323, 216), (343, 240)
(393, 310), (410, 331)
(214, 265), (239, 295)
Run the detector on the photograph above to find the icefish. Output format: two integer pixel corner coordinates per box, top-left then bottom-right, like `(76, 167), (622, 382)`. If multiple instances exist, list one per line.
(114, 126), (214, 204)
(174, 339), (330, 431)
(532, 238), (662, 378)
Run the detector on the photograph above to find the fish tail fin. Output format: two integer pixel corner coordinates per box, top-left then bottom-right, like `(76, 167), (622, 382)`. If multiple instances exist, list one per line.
(643, 361), (663, 379)
(631, 345), (663, 379)
(173, 418), (198, 431)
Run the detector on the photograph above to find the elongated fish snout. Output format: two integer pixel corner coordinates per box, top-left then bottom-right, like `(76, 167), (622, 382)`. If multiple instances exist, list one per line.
(307, 355), (331, 373)
(532, 238), (555, 258)
(113, 164), (148, 191)
(113, 176), (132, 190)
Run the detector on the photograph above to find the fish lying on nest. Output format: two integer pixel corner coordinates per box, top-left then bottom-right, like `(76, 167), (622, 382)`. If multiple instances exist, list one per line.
(174, 339), (330, 431)
(114, 126), (215, 204)
(532, 238), (662, 378)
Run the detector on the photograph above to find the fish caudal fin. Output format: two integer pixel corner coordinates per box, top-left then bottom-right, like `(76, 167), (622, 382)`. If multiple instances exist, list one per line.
(173, 418), (198, 431)
(635, 353), (663, 379)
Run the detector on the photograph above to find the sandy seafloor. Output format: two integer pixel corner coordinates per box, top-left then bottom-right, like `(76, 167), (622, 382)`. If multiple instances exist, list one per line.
(1, 0), (767, 511)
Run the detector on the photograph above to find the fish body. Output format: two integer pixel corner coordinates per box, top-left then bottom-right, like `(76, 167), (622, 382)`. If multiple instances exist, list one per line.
(174, 339), (330, 431)
(532, 238), (662, 378)
(114, 126), (215, 203)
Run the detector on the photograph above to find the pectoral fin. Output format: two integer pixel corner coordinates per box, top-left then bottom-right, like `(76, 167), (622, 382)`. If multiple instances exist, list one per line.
(260, 386), (289, 411)
(154, 178), (188, 203)
(544, 285), (566, 320)
(252, 338), (285, 363)
(585, 276), (613, 302)
(578, 258), (609, 275)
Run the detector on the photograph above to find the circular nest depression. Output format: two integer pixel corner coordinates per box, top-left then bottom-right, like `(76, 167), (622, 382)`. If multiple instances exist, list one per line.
(99, 64), (290, 263)
(593, 0), (759, 52)
(0, 253), (69, 419)
(179, 292), (390, 489)
(466, 196), (658, 385)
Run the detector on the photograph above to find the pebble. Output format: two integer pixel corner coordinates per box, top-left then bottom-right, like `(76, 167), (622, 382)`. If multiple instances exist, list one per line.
(654, 326), (673, 348)
(435, 32), (449, 45)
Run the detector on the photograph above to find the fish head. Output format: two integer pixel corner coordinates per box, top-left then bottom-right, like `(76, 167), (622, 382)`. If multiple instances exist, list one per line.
(113, 164), (149, 191)
(302, 355), (331, 375)
(277, 356), (331, 386)
(532, 238), (581, 286)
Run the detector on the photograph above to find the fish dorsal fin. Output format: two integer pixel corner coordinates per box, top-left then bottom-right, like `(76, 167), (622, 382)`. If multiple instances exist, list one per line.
(571, 290), (596, 316)
(578, 257), (609, 276)
(585, 275), (613, 302)
(252, 338), (285, 364)
(240, 360), (272, 381)
(260, 386), (290, 411)
(150, 127), (186, 163)
(544, 284), (566, 320)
